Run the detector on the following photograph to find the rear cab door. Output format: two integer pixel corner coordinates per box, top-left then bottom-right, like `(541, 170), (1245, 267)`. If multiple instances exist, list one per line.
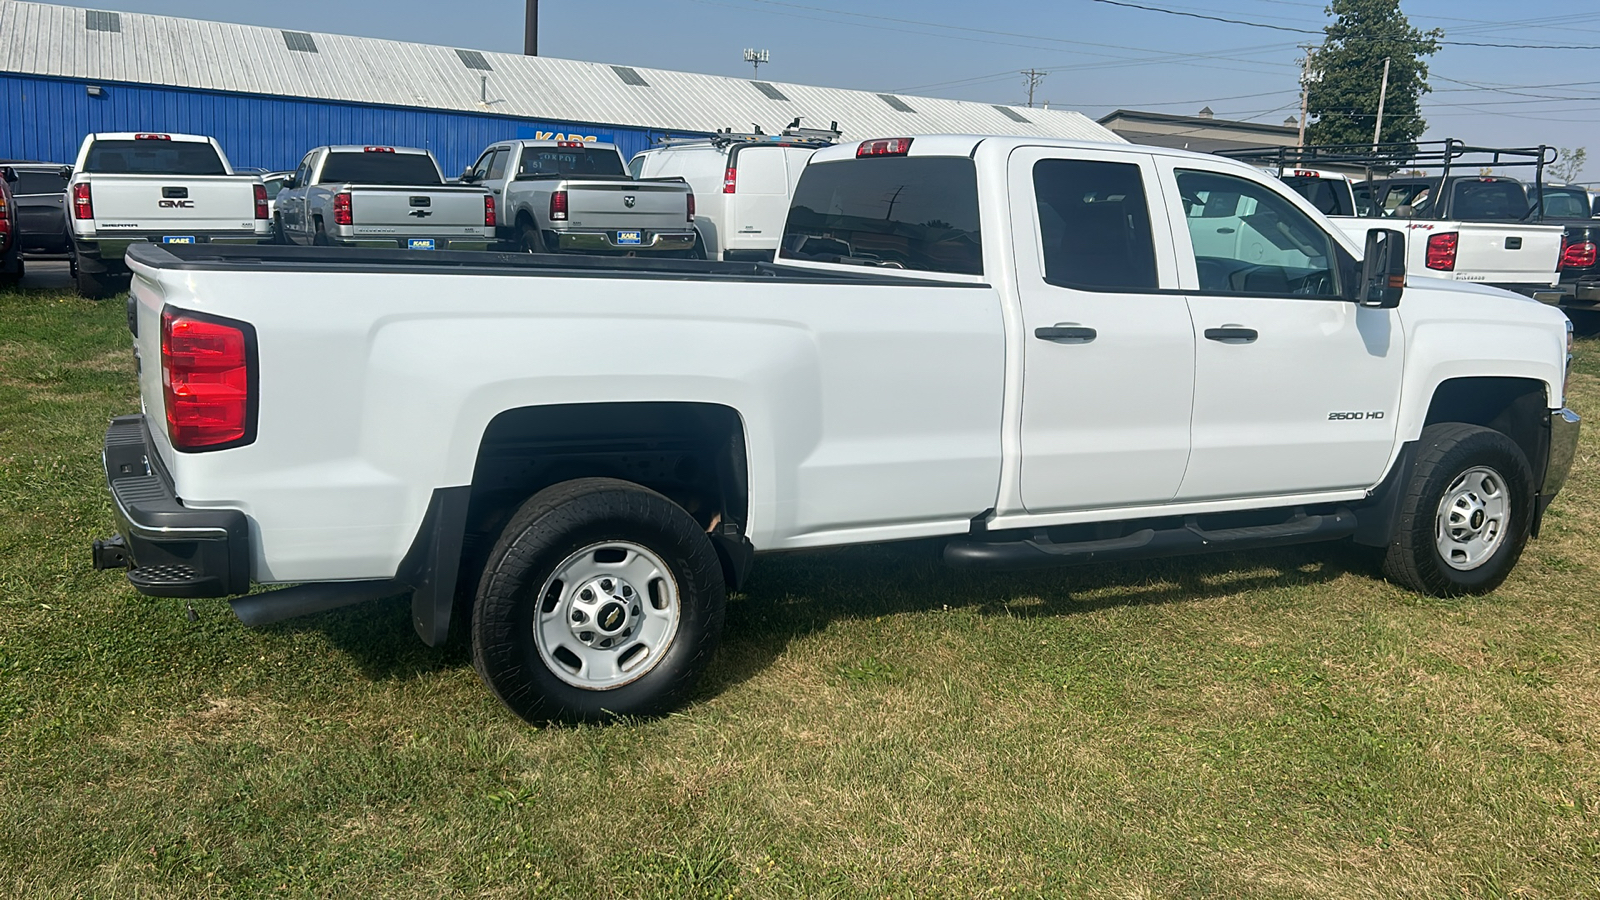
(1005, 145), (1196, 513)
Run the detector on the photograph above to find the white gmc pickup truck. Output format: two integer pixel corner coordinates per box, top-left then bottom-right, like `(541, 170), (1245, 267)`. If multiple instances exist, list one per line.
(93, 135), (1580, 724)
(67, 132), (272, 298)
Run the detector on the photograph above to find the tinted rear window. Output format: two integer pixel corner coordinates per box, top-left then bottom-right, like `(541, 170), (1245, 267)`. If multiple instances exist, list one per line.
(1280, 175), (1355, 216)
(14, 170), (68, 195)
(517, 148), (626, 177)
(1452, 179), (1529, 220)
(84, 140), (226, 175)
(318, 152), (442, 186)
(780, 157), (983, 275)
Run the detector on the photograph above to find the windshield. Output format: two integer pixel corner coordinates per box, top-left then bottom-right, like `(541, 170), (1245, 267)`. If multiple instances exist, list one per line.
(317, 152), (442, 186)
(1539, 187), (1592, 218)
(780, 156), (983, 275)
(84, 140), (226, 176)
(517, 148), (626, 177)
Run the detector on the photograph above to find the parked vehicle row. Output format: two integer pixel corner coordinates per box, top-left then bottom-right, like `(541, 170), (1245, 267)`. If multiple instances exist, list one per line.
(92, 133), (1579, 724)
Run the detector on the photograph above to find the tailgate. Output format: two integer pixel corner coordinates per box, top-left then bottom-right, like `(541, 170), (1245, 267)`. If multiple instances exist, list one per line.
(88, 175), (259, 232)
(567, 181), (692, 231)
(348, 186), (489, 235)
(1419, 222), (1562, 287)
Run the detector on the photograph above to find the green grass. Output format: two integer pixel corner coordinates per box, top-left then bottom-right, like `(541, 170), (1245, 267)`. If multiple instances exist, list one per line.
(2, 281), (1599, 898)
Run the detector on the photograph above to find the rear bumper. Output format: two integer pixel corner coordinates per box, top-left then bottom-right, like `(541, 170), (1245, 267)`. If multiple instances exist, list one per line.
(327, 234), (492, 251)
(548, 230), (697, 253)
(75, 232), (269, 272)
(94, 414), (249, 598)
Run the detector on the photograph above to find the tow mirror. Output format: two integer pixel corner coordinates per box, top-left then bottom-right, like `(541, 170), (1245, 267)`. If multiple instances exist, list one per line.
(460, 168), (480, 184)
(1358, 228), (1405, 309)
(282, 173), (299, 190)
(0, 167), (15, 184)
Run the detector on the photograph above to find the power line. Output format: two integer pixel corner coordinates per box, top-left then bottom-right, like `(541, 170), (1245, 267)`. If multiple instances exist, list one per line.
(1085, 0), (1600, 50)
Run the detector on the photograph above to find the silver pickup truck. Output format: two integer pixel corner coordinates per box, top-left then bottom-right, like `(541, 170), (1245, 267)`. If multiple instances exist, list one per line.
(275, 146), (494, 251)
(464, 140), (696, 255)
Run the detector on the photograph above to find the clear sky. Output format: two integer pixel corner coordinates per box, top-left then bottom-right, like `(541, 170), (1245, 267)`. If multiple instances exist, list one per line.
(41, 0), (1600, 178)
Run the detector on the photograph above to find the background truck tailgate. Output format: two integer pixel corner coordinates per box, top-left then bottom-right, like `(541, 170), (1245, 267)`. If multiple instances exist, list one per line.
(347, 185), (488, 236)
(87, 175), (258, 231)
(567, 181), (690, 231)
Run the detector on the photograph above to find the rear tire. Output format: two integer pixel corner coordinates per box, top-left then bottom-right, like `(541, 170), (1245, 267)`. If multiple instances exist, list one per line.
(74, 267), (118, 299)
(1381, 423), (1535, 596)
(0, 256), (21, 288)
(471, 478), (726, 723)
(519, 219), (545, 254)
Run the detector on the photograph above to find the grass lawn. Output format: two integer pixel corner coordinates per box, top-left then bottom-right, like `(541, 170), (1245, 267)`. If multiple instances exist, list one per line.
(2, 280), (1598, 899)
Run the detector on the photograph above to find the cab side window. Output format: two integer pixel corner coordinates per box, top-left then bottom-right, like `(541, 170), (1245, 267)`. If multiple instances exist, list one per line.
(1176, 169), (1337, 297)
(1032, 158), (1158, 291)
(469, 149), (497, 183)
(485, 148), (510, 181)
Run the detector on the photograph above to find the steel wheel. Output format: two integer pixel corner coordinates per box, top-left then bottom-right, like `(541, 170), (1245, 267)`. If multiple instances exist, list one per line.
(532, 540), (681, 690)
(1434, 465), (1509, 571)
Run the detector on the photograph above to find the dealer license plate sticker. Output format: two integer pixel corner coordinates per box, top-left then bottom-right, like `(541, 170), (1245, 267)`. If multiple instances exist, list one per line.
(407, 238), (436, 250)
(617, 231), (643, 245)
(162, 236), (195, 244)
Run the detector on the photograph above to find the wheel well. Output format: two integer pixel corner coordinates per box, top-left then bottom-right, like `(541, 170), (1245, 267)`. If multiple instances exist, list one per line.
(1424, 377), (1549, 483)
(462, 401), (750, 587)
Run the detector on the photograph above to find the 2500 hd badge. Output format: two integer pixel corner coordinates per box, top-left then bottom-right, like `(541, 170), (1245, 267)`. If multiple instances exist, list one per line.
(1329, 411), (1387, 421)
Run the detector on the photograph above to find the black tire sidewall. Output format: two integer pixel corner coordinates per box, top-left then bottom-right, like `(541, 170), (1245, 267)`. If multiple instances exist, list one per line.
(1395, 426), (1534, 595)
(472, 482), (725, 723)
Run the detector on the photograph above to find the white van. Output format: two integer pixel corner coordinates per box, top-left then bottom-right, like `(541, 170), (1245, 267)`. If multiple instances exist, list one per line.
(631, 132), (832, 261)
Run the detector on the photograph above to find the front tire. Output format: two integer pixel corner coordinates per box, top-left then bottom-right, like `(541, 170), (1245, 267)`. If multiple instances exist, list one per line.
(471, 478), (727, 723)
(1382, 423), (1535, 596)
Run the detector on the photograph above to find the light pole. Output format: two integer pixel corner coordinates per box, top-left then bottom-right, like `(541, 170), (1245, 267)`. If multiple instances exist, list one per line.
(1372, 56), (1391, 150)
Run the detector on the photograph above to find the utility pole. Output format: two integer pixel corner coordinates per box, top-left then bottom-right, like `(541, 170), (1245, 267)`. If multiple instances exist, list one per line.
(1372, 56), (1391, 150)
(523, 0), (538, 56)
(1296, 47), (1314, 147)
(1022, 69), (1046, 108)
(744, 48), (770, 77)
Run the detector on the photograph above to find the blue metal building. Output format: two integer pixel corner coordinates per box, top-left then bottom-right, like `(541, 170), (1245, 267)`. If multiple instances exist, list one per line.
(0, 1), (1118, 174)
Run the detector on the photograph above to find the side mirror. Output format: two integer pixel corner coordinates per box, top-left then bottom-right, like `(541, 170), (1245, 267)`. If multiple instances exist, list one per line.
(58, 166), (72, 179)
(460, 168), (480, 184)
(1358, 228), (1405, 309)
(0, 167), (15, 184)
(282, 174), (299, 190)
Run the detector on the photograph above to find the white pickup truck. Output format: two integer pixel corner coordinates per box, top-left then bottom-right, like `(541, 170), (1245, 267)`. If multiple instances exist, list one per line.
(93, 135), (1579, 725)
(66, 132), (271, 298)
(274, 146), (494, 251)
(464, 140), (696, 255)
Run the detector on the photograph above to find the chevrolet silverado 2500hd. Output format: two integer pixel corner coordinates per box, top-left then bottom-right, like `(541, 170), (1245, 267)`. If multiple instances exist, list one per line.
(66, 133), (272, 298)
(275, 146), (494, 251)
(93, 135), (1580, 724)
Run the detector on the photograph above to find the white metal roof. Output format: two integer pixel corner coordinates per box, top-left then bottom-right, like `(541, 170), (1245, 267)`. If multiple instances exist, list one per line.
(0, 1), (1123, 144)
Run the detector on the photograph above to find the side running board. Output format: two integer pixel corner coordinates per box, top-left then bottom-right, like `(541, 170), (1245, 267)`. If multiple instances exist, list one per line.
(944, 507), (1356, 571)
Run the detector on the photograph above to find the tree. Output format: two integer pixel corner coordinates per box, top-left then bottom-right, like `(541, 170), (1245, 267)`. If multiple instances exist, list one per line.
(1305, 0), (1441, 152)
(1549, 147), (1587, 184)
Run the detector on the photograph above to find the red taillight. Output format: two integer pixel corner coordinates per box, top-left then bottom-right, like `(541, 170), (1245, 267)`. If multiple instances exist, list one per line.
(362, 146), (394, 153)
(723, 165), (737, 194)
(857, 138), (913, 158)
(687, 192), (695, 222)
(73, 182), (93, 220)
(1561, 238), (1597, 268)
(134, 133), (171, 141)
(484, 194), (496, 228)
(1425, 232), (1458, 271)
(161, 308), (254, 451)
(550, 189), (568, 221)
(253, 183), (268, 219)
(333, 191), (352, 226)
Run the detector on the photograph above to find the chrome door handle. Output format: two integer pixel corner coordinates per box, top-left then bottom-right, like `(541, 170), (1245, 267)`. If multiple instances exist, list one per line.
(1034, 325), (1097, 344)
(1204, 326), (1258, 344)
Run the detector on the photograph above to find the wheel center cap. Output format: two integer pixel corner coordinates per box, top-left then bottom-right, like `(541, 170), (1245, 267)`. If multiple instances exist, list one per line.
(597, 601), (627, 633)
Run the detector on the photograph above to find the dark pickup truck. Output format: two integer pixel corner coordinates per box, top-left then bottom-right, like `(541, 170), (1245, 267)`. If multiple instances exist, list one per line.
(1534, 185), (1600, 313)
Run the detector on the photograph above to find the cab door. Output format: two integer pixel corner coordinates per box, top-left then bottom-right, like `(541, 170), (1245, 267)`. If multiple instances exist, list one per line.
(1010, 147), (1196, 513)
(1155, 158), (1403, 502)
